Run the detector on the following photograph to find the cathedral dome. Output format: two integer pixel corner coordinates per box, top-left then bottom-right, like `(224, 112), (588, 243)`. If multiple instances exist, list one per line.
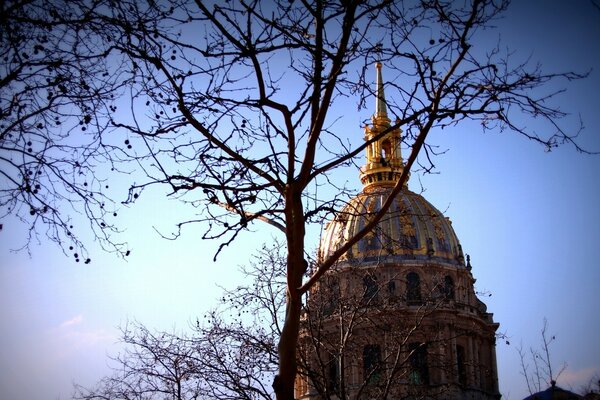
(318, 62), (464, 267)
(297, 63), (499, 400)
(319, 186), (465, 266)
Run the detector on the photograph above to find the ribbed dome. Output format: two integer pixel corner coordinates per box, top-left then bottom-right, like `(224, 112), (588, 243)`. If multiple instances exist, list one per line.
(319, 186), (465, 266)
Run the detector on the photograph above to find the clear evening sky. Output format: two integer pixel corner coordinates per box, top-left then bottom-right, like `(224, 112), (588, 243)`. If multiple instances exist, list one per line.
(1, 1), (599, 399)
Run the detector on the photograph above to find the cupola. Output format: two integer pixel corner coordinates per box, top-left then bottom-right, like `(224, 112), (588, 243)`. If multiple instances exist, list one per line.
(359, 62), (407, 189)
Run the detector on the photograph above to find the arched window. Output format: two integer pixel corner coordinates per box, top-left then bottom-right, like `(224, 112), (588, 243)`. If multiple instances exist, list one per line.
(406, 272), (421, 304)
(387, 280), (396, 296)
(322, 276), (340, 315)
(363, 344), (381, 385)
(409, 342), (429, 385)
(456, 344), (467, 386)
(363, 274), (378, 302)
(444, 275), (455, 300)
(326, 354), (340, 393)
(381, 139), (392, 160)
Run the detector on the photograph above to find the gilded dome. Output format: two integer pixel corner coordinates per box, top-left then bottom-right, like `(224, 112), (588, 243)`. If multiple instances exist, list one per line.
(319, 186), (465, 266)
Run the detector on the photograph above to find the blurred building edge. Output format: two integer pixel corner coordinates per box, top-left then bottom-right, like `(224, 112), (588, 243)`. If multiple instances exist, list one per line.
(295, 63), (501, 399)
(523, 381), (583, 400)
(522, 380), (600, 400)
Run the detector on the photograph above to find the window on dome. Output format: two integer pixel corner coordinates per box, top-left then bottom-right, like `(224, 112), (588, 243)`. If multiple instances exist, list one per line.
(399, 234), (418, 250)
(456, 344), (467, 386)
(444, 275), (455, 301)
(322, 276), (340, 315)
(363, 344), (381, 385)
(408, 342), (429, 385)
(365, 229), (381, 251)
(381, 139), (392, 160)
(387, 280), (396, 295)
(363, 274), (379, 303)
(326, 354), (340, 393)
(406, 272), (421, 304)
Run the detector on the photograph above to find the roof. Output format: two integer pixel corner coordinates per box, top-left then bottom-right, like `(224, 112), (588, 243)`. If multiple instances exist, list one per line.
(318, 186), (465, 266)
(523, 384), (582, 400)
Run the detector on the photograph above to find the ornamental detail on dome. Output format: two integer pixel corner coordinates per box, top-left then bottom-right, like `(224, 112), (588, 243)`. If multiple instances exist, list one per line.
(319, 187), (465, 265)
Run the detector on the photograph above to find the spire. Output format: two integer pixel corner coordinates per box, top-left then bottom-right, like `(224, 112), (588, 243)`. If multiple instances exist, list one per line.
(373, 62), (390, 126)
(359, 63), (407, 190)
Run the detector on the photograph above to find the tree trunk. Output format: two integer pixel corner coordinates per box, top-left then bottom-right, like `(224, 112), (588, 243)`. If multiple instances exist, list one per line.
(274, 187), (307, 400)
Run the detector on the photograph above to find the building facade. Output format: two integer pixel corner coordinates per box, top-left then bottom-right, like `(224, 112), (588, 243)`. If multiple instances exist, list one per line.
(295, 63), (501, 399)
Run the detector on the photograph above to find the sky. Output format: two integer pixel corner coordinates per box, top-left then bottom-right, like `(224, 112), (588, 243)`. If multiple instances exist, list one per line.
(1, 1), (599, 399)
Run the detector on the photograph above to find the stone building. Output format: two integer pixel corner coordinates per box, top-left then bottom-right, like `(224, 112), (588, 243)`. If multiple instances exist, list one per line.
(295, 63), (501, 399)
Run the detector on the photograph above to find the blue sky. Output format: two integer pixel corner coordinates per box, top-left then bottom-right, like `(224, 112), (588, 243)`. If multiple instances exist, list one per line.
(1, 1), (599, 399)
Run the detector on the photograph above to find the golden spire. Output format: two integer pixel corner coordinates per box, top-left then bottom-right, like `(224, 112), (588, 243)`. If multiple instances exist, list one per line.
(359, 63), (406, 190)
(374, 62), (390, 124)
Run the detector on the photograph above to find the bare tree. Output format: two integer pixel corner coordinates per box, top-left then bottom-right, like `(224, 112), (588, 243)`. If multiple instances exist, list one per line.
(74, 323), (206, 400)
(0, 0), (136, 258)
(1, 1), (591, 398)
(76, 239), (498, 400)
(74, 241), (285, 400)
(518, 319), (600, 398)
(579, 374), (600, 397)
(517, 318), (568, 395)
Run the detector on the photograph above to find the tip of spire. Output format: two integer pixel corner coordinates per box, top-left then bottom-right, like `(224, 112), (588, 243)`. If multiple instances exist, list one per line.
(374, 62), (388, 122)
